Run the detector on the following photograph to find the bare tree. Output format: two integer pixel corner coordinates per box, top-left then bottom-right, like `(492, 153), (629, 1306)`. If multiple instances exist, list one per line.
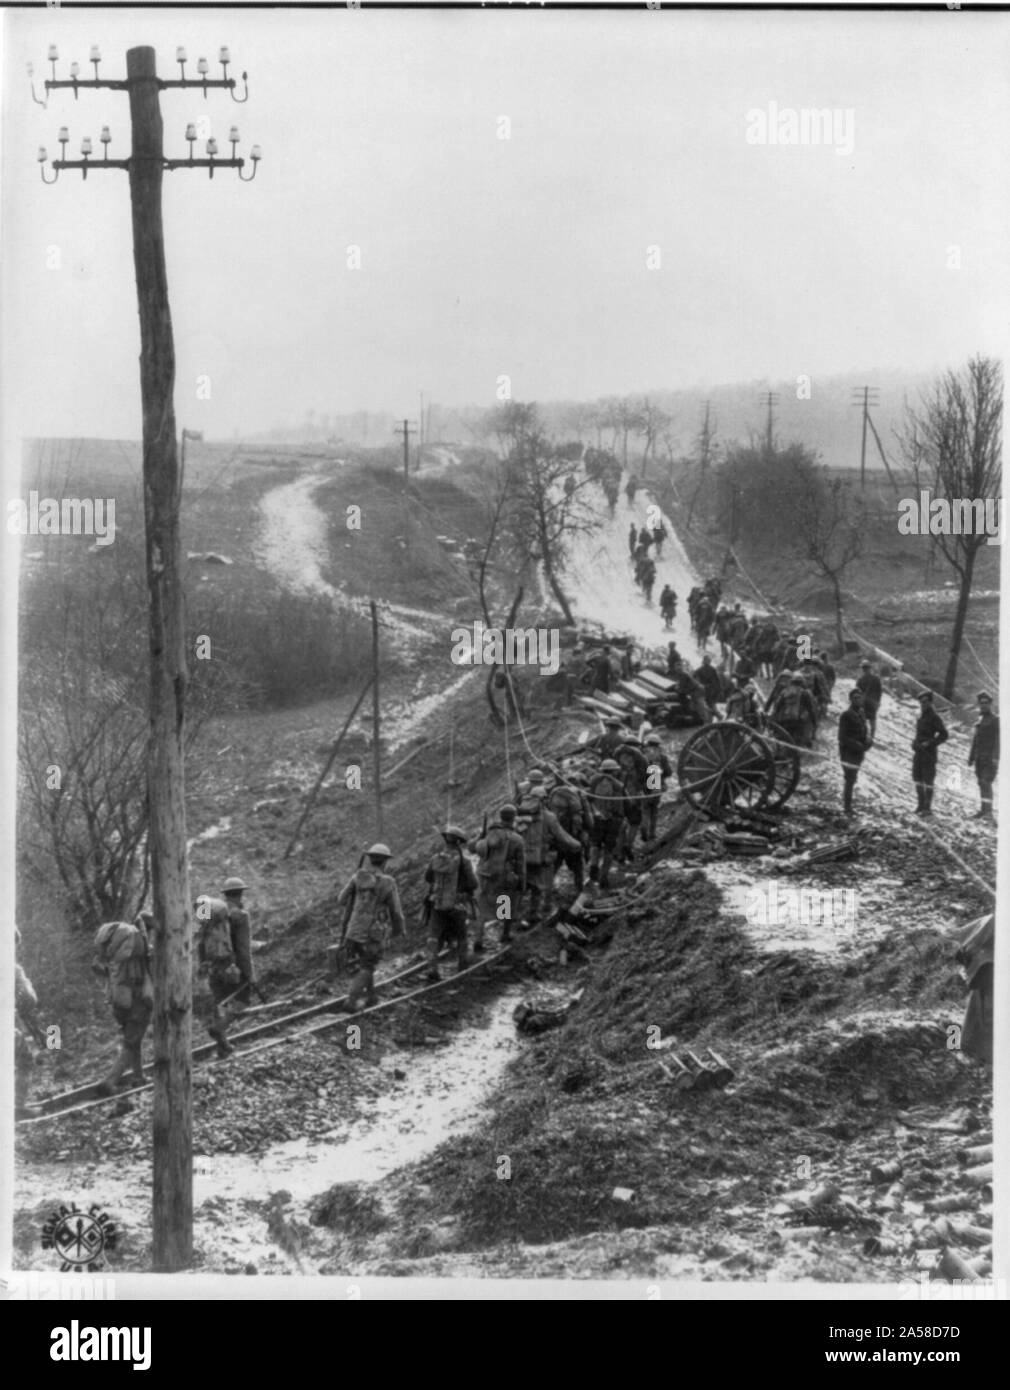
(686, 402), (718, 529)
(637, 398), (673, 479)
(791, 464), (867, 655)
(483, 402), (600, 625)
(900, 355), (1003, 698)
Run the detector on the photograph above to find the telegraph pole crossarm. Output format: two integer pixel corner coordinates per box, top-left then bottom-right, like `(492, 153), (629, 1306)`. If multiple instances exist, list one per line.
(32, 39), (260, 1273)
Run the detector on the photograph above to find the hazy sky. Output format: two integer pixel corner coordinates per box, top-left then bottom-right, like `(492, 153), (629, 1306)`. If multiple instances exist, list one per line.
(2, 6), (1008, 441)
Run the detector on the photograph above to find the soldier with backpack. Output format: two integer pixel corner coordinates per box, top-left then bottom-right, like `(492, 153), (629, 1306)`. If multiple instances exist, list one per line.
(424, 826), (479, 979)
(515, 787), (580, 928)
(615, 732), (650, 859)
(337, 844), (406, 1009)
(473, 804), (526, 947)
(588, 758), (627, 889)
(92, 911), (155, 1093)
(195, 879), (255, 1056)
(548, 776), (594, 893)
(770, 673), (817, 748)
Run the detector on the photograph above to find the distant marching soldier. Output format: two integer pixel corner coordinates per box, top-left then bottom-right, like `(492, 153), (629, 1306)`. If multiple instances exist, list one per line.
(473, 804), (526, 947)
(14, 927), (44, 1117)
(659, 585), (677, 629)
(424, 826), (478, 979)
(641, 556), (657, 603)
(628, 523), (638, 558)
(195, 879), (255, 1055)
(912, 690), (949, 818)
(651, 520), (668, 556)
(625, 474), (640, 506)
(641, 731), (672, 842)
(588, 758), (626, 890)
(838, 688), (872, 818)
(968, 692), (999, 822)
(856, 659), (883, 739)
(637, 525), (654, 554)
(92, 911), (155, 1092)
(337, 844), (406, 1009)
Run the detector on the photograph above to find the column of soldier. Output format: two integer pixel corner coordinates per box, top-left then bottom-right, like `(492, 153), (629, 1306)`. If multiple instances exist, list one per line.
(14, 636), (997, 1116)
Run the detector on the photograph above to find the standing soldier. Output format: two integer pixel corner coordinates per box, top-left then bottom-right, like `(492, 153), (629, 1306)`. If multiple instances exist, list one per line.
(968, 692), (999, 822)
(856, 658), (883, 739)
(651, 519), (668, 556)
(912, 689), (949, 818)
(14, 928), (44, 1118)
(694, 653), (722, 711)
(838, 689), (872, 818)
(637, 525), (654, 554)
(92, 912), (155, 1093)
(587, 758), (626, 890)
(641, 556), (657, 603)
(424, 826), (478, 979)
(591, 713), (628, 759)
(625, 474), (639, 506)
(473, 804), (526, 947)
(337, 844), (406, 1009)
(641, 731), (672, 842)
(628, 523), (638, 558)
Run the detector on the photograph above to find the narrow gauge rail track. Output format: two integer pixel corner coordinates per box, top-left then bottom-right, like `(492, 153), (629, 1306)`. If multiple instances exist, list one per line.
(18, 946), (511, 1128)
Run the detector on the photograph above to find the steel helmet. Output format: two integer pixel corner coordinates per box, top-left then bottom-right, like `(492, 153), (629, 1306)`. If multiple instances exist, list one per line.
(499, 803), (517, 820)
(621, 731), (641, 744)
(442, 825), (467, 842)
(600, 758), (621, 773)
(643, 732), (661, 745)
(528, 769), (546, 784)
(367, 842), (392, 858)
(223, 876), (247, 893)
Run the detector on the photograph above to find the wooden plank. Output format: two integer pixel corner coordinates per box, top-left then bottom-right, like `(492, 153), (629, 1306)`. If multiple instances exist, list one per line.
(617, 679), (664, 704)
(638, 668), (675, 693)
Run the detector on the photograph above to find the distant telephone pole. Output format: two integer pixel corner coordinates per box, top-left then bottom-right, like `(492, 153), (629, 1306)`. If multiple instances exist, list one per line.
(850, 386), (900, 493)
(395, 417), (417, 488)
(34, 41), (259, 1272)
(759, 391), (780, 453)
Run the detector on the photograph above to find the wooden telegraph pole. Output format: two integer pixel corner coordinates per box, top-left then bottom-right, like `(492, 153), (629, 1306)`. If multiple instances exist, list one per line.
(35, 41), (260, 1271)
(370, 600), (384, 837)
(127, 46), (193, 1270)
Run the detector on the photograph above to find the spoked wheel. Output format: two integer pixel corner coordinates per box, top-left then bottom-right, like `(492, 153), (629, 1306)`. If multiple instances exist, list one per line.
(676, 720), (776, 814)
(759, 719), (802, 810)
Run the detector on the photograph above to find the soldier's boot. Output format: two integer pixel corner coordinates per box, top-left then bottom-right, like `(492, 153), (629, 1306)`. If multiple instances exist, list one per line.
(346, 968), (374, 1011)
(97, 1046), (129, 1097)
(128, 1042), (146, 1088)
(209, 1028), (233, 1058)
(842, 777), (854, 816)
(923, 785), (935, 817)
(914, 783), (925, 815)
(425, 936), (441, 982)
